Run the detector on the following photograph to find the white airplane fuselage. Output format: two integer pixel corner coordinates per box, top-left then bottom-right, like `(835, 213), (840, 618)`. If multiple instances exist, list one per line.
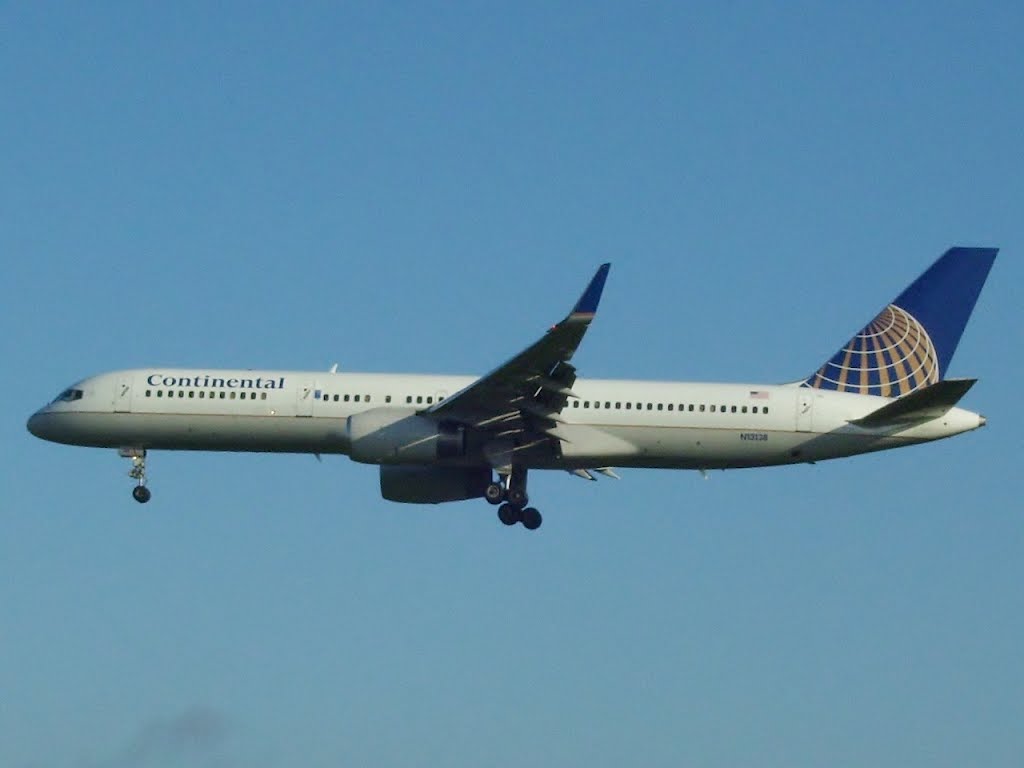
(26, 248), (998, 526)
(27, 367), (985, 471)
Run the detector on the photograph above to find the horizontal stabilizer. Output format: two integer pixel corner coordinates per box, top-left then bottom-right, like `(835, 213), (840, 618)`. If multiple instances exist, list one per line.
(851, 378), (976, 427)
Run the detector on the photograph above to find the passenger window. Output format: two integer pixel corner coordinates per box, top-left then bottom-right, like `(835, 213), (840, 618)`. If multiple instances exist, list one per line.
(199, 391), (205, 399)
(699, 404), (705, 412)
(157, 390), (163, 398)
(261, 392), (267, 400)
(406, 395), (412, 404)
(344, 394), (350, 402)
(145, 390), (151, 397)
(426, 396), (433, 404)
(752, 406), (759, 414)
(572, 400), (579, 408)
(742, 406), (748, 413)
(593, 401), (600, 409)
(710, 405), (716, 412)
(605, 401), (611, 409)
(332, 394), (339, 402)
(354, 395), (361, 402)
(386, 395), (392, 403)
(764, 407), (769, 415)
(626, 402), (632, 410)
(657, 403), (663, 411)
(615, 402), (621, 409)
(230, 392), (236, 400)
(667, 404), (673, 411)
(366, 395), (372, 403)
(168, 391), (174, 398)
(240, 392), (246, 400)
(220, 392), (226, 399)
(416, 396), (423, 404)
(636, 403), (642, 410)
(731, 405), (737, 413)
(584, 401), (590, 408)
(646, 403), (653, 411)
(189, 391), (195, 398)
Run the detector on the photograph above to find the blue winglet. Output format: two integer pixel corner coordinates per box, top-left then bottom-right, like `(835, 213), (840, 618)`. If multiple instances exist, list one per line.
(571, 263), (611, 317)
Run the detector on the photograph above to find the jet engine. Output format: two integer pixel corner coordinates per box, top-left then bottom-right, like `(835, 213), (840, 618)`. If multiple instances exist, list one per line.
(379, 464), (491, 503)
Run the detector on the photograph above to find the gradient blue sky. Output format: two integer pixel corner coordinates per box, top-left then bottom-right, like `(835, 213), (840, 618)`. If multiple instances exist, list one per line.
(3, 3), (1022, 766)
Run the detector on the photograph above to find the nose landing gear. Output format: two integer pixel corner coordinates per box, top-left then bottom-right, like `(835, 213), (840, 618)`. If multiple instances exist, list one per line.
(119, 447), (151, 503)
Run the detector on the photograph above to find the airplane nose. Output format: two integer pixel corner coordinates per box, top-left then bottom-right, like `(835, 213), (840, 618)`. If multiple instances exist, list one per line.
(27, 412), (44, 438)
(27, 411), (53, 440)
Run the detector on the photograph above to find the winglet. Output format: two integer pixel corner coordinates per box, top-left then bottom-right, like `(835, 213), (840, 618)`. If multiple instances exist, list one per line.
(570, 263), (611, 319)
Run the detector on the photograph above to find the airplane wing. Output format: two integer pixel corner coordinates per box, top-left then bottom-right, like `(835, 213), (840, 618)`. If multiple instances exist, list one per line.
(423, 264), (610, 447)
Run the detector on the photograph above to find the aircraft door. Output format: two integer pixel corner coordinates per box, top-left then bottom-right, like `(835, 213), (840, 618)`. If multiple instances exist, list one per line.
(796, 391), (814, 432)
(297, 380), (317, 417)
(114, 376), (133, 413)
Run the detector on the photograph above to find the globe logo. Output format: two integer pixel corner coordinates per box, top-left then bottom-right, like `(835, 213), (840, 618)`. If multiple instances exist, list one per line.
(806, 304), (939, 397)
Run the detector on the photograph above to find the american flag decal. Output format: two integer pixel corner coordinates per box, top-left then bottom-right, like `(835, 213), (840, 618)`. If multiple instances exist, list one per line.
(749, 391), (770, 400)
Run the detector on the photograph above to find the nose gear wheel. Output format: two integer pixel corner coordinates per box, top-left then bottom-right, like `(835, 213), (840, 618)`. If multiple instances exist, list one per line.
(119, 447), (151, 503)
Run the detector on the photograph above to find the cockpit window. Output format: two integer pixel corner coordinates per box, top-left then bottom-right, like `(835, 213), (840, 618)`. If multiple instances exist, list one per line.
(52, 388), (84, 403)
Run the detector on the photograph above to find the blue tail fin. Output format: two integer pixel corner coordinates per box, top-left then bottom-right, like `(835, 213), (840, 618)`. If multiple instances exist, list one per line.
(804, 246), (998, 398)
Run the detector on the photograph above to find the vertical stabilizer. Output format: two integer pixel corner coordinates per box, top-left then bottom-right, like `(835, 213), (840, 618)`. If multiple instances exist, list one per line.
(804, 247), (997, 397)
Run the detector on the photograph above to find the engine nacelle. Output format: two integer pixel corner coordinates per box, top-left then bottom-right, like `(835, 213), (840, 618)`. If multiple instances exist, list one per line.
(347, 408), (466, 464)
(379, 464), (491, 504)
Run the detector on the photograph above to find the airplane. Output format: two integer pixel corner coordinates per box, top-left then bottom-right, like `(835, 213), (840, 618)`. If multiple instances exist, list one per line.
(27, 246), (997, 530)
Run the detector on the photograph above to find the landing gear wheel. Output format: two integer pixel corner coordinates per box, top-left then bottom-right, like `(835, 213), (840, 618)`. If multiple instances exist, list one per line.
(521, 507), (542, 530)
(132, 485), (151, 504)
(507, 487), (528, 508)
(497, 503), (519, 526)
(484, 482), (505, 505)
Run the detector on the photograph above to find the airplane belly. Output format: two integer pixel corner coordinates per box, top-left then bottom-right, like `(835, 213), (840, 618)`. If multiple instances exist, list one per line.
(31, 412), (350, 454)
(532, 425), (805, 470)
(614, 426), (802, 469)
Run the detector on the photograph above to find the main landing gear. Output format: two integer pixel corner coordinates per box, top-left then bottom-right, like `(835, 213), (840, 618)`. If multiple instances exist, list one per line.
(119, 447), (151, 503)
(484, 466), (542, 530)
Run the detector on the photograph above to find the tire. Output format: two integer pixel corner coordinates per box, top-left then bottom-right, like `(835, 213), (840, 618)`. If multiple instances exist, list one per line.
(497, 503), (519, 526)
(507, 488), (528, 508)
(521, 507), (542, 530)
(484, 483), (505, 505)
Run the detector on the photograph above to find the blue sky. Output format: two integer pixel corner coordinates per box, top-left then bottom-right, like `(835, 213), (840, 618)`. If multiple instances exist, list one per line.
(3, 2), (1022, 766)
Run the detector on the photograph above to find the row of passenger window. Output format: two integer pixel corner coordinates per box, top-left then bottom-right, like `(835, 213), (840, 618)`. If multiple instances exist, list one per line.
(145, 389), (268, 401)
(317, 394), (446, 405)
(571, 400), (769, 415)
(142, 388), (767, 415)
(320, 393), (378, 403)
